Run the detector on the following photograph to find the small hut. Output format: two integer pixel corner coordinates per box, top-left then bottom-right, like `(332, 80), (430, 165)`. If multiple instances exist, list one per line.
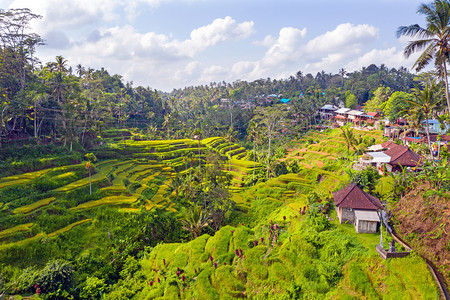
(333, 183), (383, 233)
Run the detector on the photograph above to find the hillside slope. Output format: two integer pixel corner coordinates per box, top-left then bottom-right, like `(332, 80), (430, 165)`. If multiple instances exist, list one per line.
(392, 182), (450, 287)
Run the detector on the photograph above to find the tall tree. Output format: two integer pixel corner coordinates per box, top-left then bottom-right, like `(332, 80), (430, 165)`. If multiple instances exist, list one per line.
(409, 79), (443, 157)
(340, 124), (356, 155)
(397, 0), (450, 113)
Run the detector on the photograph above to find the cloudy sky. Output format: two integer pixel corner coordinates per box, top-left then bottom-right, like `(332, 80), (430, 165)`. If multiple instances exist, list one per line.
(2, 0), (425, 91)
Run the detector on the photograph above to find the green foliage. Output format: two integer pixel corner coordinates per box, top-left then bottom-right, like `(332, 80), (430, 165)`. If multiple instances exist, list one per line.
(345, 93), (357, 109)
(79, 276), (107, 299)
(347, 261), (379, 299)
(347, 166), (381, 194)
(36, 259), (74, 294)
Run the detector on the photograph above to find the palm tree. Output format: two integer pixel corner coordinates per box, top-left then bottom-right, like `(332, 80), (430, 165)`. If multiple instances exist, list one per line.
(179, 205), (209, 239)
(224, 126), (237, 172)
(397, 0), (450, 113)
(408, 79), (443, 158)
(340, 124), (356, 155)
(55, 55), (68, 74)
(84, 153), (97, 195)
(75, 64), (85, 78)
(162, 113), (172, 138)
(247, 121), (259, 176)
(339, 68), (347, 87)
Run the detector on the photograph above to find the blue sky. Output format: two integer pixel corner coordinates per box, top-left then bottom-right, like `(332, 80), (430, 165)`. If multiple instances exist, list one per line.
(2, 0), (426, 91)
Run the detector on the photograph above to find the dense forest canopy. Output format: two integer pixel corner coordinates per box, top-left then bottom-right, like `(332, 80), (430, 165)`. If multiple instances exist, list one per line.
(0, 8), (423, 149)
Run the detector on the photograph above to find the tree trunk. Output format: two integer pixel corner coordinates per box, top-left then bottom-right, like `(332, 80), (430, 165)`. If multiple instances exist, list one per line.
(253, 142), (256, 177)
(443, 62), (450, 114)
(425, 114), (433, 159)
(34, 99), (37, 138)
(89, 169), (92, 195)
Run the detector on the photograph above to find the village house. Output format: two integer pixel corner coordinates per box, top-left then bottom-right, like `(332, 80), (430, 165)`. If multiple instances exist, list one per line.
(334, 108), (350, 126)
(382, 143), (421, 172)
(318, 104), (338, 120)
(347, 110), (366, 126)
(333, 183), (383, 233)
(359, 142), (421, 174)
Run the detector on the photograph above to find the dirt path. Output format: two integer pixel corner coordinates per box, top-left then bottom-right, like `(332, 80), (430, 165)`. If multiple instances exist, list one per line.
(314, 160), (324, 168)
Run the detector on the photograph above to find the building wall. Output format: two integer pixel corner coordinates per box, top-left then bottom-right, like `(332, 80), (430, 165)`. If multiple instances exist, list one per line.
(356, 219), (378, 233)
(337, 207), (355, 224)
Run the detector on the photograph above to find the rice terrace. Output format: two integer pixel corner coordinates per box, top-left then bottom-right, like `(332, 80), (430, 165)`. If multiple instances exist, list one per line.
(0, 1), (449, 299)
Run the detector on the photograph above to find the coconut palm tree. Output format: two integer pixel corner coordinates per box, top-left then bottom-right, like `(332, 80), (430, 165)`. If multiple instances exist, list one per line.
(179, 205), (209, 239)
(162, 113), (172, 138)
(247, 121), (259, 176)
(397, 0), (450, 113)
(340, 124), (356, 155)
(408, 79), (443, 158)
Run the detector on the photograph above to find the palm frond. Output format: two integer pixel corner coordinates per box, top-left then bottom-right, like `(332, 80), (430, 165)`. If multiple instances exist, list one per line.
(412, 43), (436, 71)
(396, 24), (432, 39)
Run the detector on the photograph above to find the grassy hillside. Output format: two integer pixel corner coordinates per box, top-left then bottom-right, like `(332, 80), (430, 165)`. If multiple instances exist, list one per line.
(392, 182), (450, 287)
(0, 128), (442, 298)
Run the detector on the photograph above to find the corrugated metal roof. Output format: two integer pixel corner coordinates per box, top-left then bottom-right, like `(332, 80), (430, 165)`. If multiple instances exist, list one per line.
(320, 104), (338, 110)
(355, 209), (380, 222)
(367, 144), (384, 151)
(367, 152), (391, 162)
(347, 110), (365, 116)
(335, 108), (351, 114)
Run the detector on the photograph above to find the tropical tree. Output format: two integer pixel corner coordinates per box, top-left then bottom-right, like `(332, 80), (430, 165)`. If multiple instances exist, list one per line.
(179, 205), (209, 239)
(85, 153), (97, 195)
(162, 113), (172, 138)
(340, 124), (357, 155)
(252, 105), (286, 160)
(247, 121), (259, 176)
(397, 0), (450, 113)
(408, 79), (443, 157)
(224, 126), (237, 172)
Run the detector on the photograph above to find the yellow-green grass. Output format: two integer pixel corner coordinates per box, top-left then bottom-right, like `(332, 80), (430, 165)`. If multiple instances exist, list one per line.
(0, 178), (31, 189)
(0, 169), (50, 183)
(70, 195), (140, 210)
(52, 171), (75, 179)
(0, 233), (44, 250)
(202, 137), (224, 145)
(278, 173), (311, 184)
(375, 176), (394, 197)
(127, 166), (160, 181)
(113, 162), (136, 176)
(48, 219), (92, 237)
(0, 223), (34, 238)
(166, 203), (176, 212)
(144, 200), (155, 210)
(54, 162), (115, 192)
(95, 159), (118, 168)
(0, 220), (92, 250)
(53, 175), (106, 192)
(13, 197), (56, 214)
(124, 139), (193, 147)
(118, 208), (141, 213)
(329, 209), (380, 256)
(101, 185), (127, 194)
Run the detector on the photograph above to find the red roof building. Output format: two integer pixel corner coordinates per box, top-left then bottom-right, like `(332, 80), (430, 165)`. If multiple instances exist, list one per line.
(333, 183), (383, 233)
(381, 141), (398, 149)
(383, 144), (421, 167)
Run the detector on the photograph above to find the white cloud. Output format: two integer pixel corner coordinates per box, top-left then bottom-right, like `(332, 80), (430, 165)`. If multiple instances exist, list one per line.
(305, 23), (378, 54)
(176, 16), (254, 57)
(229, 23), (382, 82)
(253, 35), (276, 47)
(9, 0), (120, 33)
(345, 47), (419, 72)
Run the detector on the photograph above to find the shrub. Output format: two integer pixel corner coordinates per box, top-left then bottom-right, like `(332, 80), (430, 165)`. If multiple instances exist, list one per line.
(36, 259), (74, 294)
